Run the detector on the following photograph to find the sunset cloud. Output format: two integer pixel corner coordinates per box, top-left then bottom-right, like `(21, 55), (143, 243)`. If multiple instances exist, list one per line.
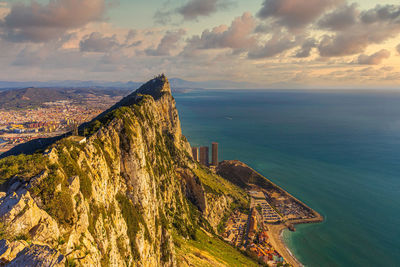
(0, 2), (9, 19)
(318, 3), (358, 31)
(356, 49), (391, 65)
(248, 34), (299, 59)
(80, 32), (120, 53)
(257, 0), (343, 29)
(178, 0), (234, 21)
(0, 0), (106, 42)
(317, 4), (400, 57)
(146, 29), (186, 56)
(294, 38), (317, 58)
(183, 12), (256, 53)
(155, 0), (234, 24)
(0, 0), (399, 87)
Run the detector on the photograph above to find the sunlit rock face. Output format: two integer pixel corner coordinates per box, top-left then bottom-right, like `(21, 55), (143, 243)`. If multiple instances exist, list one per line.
(0, 75), (239, 266)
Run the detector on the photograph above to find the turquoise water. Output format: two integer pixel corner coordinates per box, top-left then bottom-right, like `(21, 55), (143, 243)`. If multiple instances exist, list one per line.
(174, 90), (400, 267)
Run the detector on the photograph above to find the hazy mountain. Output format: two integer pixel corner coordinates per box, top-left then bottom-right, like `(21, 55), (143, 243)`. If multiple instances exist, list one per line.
(0, 87), (129, 109)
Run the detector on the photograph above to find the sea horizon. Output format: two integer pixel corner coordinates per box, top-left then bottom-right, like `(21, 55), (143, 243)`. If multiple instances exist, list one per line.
(175, 89), (400, 266)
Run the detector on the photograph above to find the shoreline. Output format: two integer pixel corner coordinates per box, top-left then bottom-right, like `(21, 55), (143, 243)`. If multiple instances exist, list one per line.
(246, 163), (324, 266)
(268, 224), (303, 267)
(216, 160), (324, 266)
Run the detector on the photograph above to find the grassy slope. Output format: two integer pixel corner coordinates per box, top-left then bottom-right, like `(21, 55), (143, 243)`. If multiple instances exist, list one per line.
(174, 229), (259, 267)
(193, 165), (248, 207)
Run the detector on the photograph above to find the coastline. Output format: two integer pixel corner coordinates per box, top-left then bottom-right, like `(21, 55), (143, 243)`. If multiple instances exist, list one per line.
(216, 160), (324, 266)
(268, 224), (302, 267)
(241, 161), (324, 266)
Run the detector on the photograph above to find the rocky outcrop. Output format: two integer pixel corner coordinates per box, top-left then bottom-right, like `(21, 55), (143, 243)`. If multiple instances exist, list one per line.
(1, 241), (65, 266)
(0, 75), (248, 266)
(204, 194), (231, 231)
(180, 169), (207, 213)
(0, 186), (60, 244)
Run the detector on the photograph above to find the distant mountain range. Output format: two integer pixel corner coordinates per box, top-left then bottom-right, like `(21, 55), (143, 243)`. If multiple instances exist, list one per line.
(0, 78), (264, 90)
(0, 87), (129, 109)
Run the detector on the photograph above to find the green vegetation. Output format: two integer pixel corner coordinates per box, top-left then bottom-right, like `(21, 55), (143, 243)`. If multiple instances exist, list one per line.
(15, 233), (29, 241)
(193, 165), (248, 207)
(174, 229), (259, 267)
(48, 191), (74, 225)
(26, 142), (87, 225)
(160, 231), (172, 263)
(65, 258), (77, 267)
(55, 142), (92, 199)
(0, 153), (48, 188)
(193, 166), (250, 235)
(116, 235), (128, 260)
(79, 169), (92, 199)
(82, 105), (137, 138)
(87, 202), (109, 239)
(218, 161), (282, 193)
(116, 193), (150, 260)
(25, 159), (76, 226)
(172, 206), (197, 240)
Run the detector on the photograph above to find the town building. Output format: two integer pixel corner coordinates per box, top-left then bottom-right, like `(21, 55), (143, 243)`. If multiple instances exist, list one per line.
(212, 142), (219, 166)
(199, 146), (209, 166)
(192, 147), (199, 161)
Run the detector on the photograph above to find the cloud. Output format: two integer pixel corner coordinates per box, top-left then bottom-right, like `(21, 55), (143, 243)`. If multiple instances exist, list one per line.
(146, 29), (186, 56)
(1, 0), (106, 42)
(0, 2), (9, 19)
(317, 4), (400, 57)
(318, 33), (366, 57)
(80, 32), (120, 52)
(12, 46), (47, 66)
(155, 0), (234, 24)
(177, 0), (234, 21)
(318, 3), (358, 31)
(356, 49), (391, 65)
(248, 34), (298, 59)
(257, 0), (343, 29)
(294, 38), (317, 58)
(360, 4), (400, 24)
(125, 29), (137, 42)
(183, 12), (256, 53)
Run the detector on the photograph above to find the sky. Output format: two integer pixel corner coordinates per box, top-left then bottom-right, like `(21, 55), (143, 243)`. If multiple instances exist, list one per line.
(0, 0), (400, 88)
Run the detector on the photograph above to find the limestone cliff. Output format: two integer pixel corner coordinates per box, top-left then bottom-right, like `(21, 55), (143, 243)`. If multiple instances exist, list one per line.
(0, 75), (254, 266)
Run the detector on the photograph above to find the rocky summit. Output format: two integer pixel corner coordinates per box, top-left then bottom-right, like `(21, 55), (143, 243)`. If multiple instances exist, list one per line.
(0, 75), (257, 266)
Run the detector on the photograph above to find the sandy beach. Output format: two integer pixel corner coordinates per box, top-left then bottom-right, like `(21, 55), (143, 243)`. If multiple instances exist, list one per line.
(268, 225), (303, 267)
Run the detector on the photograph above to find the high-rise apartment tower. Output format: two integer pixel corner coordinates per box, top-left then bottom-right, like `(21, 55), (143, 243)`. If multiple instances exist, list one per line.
(191, 147), (199, 162)
(199, 146), (209, 166)
(212, 142), (219, 166)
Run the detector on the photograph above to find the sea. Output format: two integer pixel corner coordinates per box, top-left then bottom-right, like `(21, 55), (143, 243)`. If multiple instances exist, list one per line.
(174, 89), (400, 267)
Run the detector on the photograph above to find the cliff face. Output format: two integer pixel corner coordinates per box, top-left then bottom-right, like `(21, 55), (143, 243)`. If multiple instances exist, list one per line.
(0, 75), (250, 266)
